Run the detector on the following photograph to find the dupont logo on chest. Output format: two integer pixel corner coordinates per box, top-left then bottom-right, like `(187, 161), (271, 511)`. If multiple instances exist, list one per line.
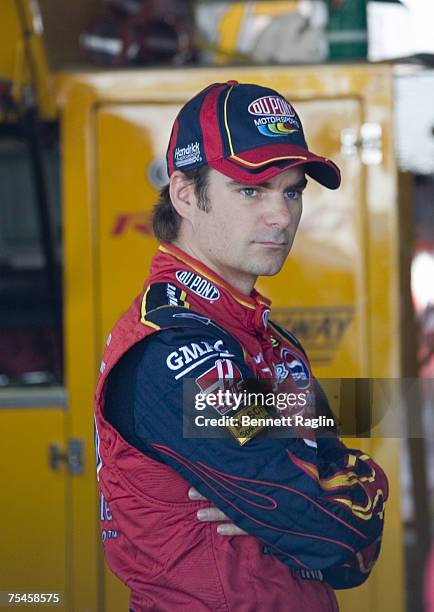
(248, 96), (295, 117)
(176, 270), (220, 301)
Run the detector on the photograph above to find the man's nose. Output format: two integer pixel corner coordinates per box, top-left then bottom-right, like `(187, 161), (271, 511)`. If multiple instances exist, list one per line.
(262, 196), (292, 229)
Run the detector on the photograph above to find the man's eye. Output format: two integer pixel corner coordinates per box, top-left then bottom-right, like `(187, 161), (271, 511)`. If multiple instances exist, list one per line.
(285, 190), (302, 200)
(240, 188), (258, 197)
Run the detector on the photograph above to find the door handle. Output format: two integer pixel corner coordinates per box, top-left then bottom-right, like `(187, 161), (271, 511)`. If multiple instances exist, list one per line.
(49, 439), (84, 474)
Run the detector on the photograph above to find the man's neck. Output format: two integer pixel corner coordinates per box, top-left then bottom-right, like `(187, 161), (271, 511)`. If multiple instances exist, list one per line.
(171, 240), (257, 297)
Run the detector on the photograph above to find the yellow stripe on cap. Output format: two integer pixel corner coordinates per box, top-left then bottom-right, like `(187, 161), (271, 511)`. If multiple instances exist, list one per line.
(229, 153), (307, 168)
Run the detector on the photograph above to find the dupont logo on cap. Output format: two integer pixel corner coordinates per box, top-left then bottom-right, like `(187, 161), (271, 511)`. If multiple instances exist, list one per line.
(248, 96), (295, 118)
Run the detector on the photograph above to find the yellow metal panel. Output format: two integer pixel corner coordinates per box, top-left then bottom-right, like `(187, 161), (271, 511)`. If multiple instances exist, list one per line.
(96, 106), (166, 337)
(0, 1), (22, 80)
(61, 65), (404, 612)
(62, 81), (102, 612)
(96, 105), (178, 610)
(0, 0), (56, 119)
(0, 407), (66, 610)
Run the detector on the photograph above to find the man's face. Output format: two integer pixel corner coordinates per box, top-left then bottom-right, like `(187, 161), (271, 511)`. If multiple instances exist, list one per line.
(186, 166), (306, 286)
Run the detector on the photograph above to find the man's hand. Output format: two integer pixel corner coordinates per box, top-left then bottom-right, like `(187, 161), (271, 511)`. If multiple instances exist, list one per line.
(188, 487), (248, 536)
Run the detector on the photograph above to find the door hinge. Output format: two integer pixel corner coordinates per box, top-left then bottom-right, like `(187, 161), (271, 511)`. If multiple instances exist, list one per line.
(340, 122), (383, 165)
(49, 439), (84, 475)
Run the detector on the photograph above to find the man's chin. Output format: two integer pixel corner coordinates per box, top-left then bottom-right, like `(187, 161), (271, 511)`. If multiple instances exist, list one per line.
(249, 243), (291, 270)
(250, 258), (287, 277)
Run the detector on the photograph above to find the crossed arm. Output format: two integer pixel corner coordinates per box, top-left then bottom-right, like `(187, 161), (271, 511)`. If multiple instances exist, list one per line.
(105, 325), (389, 589)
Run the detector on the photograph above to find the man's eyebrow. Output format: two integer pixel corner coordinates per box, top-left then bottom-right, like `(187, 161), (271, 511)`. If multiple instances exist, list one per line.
(283, 177), (308, 191)
(227, 177), (308, 190)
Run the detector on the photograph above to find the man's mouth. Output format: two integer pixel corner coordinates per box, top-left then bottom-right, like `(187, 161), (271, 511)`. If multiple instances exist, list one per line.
(254, 241), (288, 247)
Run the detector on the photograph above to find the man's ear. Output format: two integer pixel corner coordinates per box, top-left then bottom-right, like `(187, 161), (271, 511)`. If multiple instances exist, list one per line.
(169, 171), (196, 222)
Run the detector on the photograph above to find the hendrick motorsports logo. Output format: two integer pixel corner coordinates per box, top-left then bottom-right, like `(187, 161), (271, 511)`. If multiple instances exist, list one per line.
(174, 141), (202, 168)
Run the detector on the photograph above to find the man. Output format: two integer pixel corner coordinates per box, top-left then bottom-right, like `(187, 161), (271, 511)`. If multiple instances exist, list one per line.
(94, 80), (388, 611)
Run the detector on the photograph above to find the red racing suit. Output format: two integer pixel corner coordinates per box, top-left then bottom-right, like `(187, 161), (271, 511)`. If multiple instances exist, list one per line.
(94, 243), (388, 611)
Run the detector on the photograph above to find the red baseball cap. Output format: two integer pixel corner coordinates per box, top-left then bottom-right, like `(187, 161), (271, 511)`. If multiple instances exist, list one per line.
(166, 80), (340, 189)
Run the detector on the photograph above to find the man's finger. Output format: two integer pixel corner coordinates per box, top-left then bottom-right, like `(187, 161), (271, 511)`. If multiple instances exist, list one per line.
(196, 507), (248, 535)
(197, 507), (229, 522)
(188, 485), (249, 535)
(188, 487), (207, 501)
(217, 524), (248, 536)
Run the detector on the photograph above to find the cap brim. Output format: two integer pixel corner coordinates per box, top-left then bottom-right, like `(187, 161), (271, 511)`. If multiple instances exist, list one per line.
(208, 144), (341, 190)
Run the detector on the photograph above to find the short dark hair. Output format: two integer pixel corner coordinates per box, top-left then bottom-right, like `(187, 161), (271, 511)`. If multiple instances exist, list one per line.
(152, 166), (211, 243)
